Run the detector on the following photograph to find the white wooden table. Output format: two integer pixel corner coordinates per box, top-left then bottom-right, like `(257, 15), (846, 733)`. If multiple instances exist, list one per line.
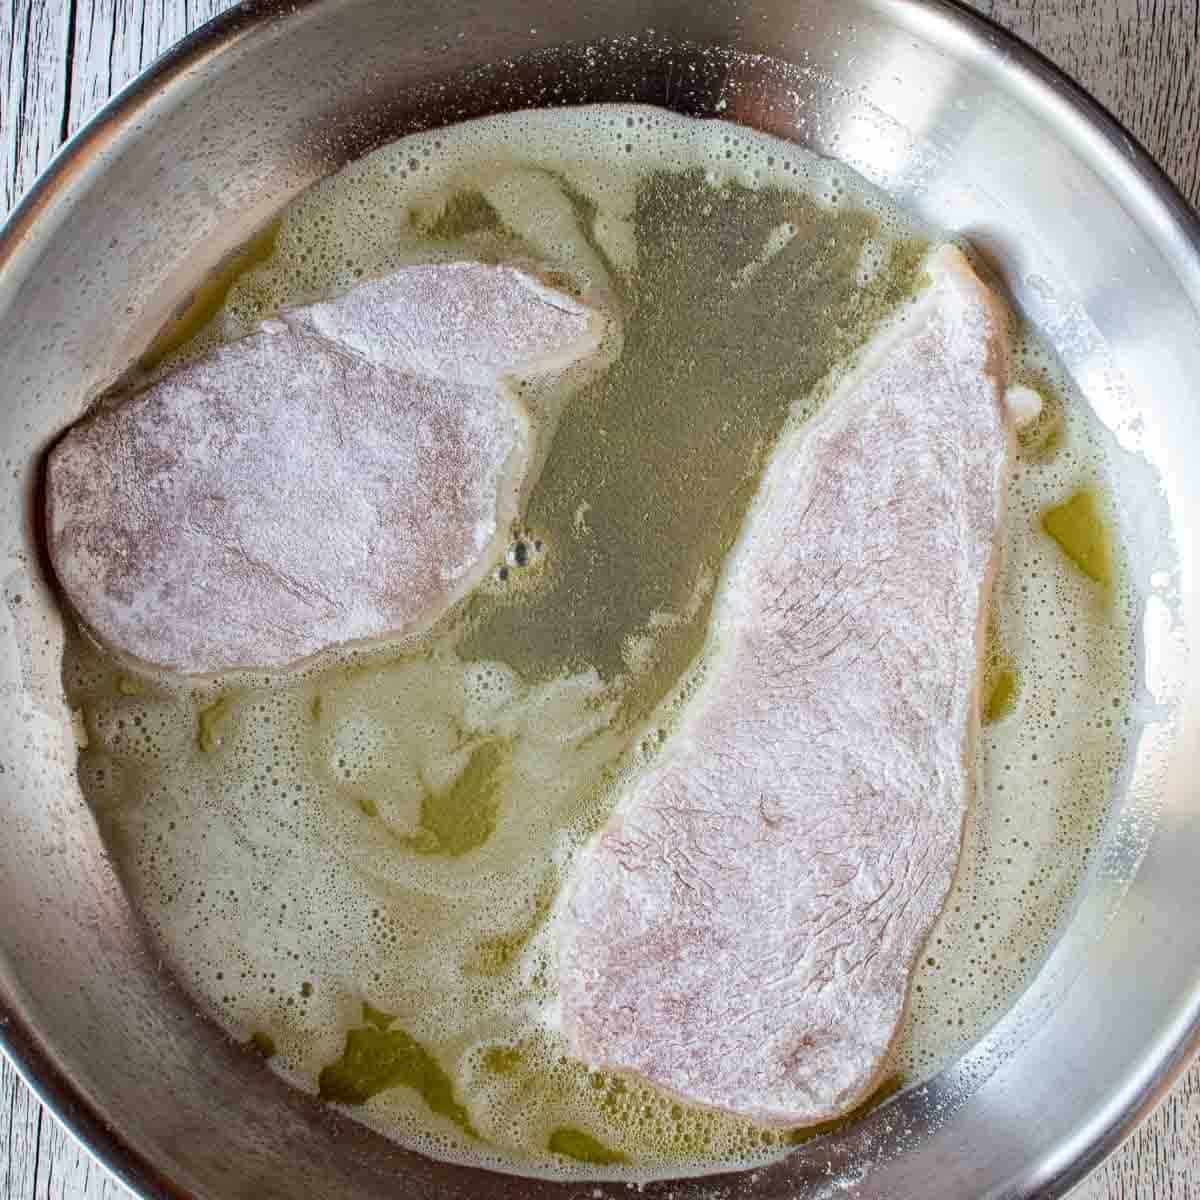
(2, 0), (1199, 1195)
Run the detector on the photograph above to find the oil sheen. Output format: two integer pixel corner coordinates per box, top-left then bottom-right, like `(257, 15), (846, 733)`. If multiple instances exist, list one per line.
(62, 106), (1137, 1180)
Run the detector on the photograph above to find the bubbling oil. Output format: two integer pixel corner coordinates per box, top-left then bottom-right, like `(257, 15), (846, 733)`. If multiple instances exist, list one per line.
(62, 106), (1137, 1180)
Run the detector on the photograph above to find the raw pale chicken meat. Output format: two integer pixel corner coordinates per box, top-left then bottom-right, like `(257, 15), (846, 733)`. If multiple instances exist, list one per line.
(559, 245), (1011, 1126)
(45, 263), (603, 674)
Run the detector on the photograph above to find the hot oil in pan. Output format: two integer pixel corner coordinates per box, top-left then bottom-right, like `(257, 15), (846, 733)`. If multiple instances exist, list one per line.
(61, 106), (1137, 1179)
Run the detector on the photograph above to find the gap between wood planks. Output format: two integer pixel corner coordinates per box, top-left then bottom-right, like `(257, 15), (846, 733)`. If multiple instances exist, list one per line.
(3, 1054), (134, 1200)
(2, 0), (228, 212)
(1, 0), (1200, 1197)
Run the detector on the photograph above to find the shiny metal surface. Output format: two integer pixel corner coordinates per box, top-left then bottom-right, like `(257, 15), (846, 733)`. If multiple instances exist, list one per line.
(0, 1), (1197, 1197)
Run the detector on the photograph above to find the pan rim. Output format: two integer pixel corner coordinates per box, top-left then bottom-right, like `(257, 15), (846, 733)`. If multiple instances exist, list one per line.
(1, 1), (1198, 1196)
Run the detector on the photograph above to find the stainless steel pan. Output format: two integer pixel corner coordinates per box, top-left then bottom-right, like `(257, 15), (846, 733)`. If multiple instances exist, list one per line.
(1, 1), (1198, 1196)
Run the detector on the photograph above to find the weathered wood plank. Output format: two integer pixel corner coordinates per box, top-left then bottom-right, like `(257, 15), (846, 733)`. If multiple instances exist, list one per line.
(67, 0), (228, 134)
(986, 0), (1200, 209)
(32, 1114), (126, 1200)
(1, 1056), (41, 1200)
(1, 0), (74, 212)
(2, 0), (1200, 1197)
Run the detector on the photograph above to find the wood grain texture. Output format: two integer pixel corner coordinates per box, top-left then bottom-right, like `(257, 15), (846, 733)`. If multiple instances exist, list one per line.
(66, 0), (225, 133)
(1, 0), (73, 212)
(2, 0), (1200, 1197)
(985, 0), (1200, 209)
(31, 1116), (127, 1200)
(2, 1057), (40, 1200)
